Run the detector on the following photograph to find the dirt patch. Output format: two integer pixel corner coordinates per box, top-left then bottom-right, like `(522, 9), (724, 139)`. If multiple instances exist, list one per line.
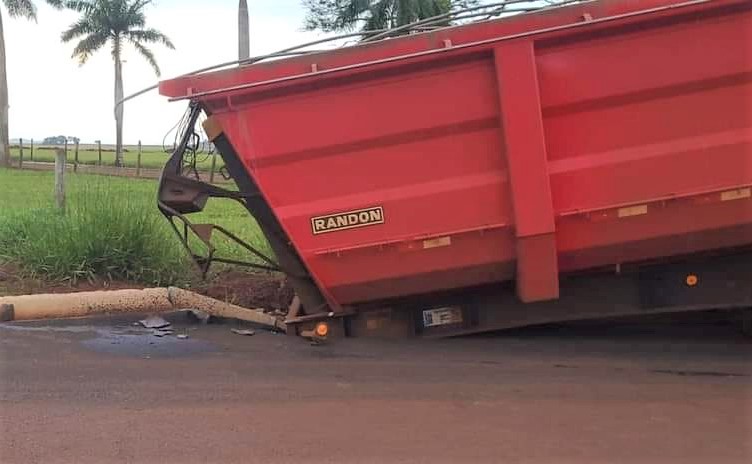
(198, 271), (294, 312)
(0, 264), (292, 313)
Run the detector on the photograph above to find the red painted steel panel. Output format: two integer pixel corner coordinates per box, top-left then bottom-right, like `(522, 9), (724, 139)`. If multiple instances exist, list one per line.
(161, 0), (752, 306)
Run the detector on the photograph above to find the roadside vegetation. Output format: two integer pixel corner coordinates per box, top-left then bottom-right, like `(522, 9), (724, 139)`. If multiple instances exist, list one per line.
(0, 168), (270, 287)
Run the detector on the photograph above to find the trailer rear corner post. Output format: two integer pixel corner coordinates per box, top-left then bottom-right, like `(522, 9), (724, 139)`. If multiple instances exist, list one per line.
(156, 110), (334, 338)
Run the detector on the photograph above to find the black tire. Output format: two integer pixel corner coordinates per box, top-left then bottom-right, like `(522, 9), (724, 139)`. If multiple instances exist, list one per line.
(742, 309), (752, 338)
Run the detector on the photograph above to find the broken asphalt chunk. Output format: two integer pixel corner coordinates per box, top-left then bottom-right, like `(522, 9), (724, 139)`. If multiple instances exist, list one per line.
(231, 328), (255, 337)
(140, 315), (171, 329)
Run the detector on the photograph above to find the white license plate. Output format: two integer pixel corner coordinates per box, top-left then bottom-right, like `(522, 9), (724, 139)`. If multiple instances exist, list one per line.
(422, 307), (463, 327)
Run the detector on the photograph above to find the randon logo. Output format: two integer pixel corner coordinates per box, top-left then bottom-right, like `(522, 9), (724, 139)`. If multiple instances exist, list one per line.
(311, 207), (384, 235)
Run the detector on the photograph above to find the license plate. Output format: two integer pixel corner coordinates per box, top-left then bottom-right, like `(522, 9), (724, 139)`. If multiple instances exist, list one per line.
(422, 307), (463, 327)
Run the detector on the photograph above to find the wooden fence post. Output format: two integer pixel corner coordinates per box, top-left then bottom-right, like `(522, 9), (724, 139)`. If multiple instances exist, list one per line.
(30, 138), (33, 161)
(55, 149), (66, 212)
(74, 140), (79, 173)
(209, 151), (217, 183)
(18, 138), (23, 169)
(97, 140), (102, 166)
(64, 139), (68, 166)
(137, 140), (142, 177)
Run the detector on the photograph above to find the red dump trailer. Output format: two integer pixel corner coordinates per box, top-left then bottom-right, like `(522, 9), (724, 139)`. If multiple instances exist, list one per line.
(158, 0), (752, 337)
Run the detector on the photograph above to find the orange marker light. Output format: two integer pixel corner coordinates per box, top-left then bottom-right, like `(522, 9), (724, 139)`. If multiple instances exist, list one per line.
(686, 274), (698, 287)
(315, 322), (329, 338)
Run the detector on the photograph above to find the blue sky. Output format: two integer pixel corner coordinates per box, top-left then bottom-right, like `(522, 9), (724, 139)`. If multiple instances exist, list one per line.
(3, 1), (331, 144)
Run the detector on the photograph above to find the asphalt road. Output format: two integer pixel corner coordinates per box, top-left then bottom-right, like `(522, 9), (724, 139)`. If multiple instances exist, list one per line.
(1, 312), (750, 464)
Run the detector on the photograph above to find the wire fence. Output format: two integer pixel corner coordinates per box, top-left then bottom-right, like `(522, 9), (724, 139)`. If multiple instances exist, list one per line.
(7, 138), (227, 182)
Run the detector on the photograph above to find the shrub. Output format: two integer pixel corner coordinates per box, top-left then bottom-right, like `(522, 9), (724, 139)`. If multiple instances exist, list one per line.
(0, 178), (189, 286)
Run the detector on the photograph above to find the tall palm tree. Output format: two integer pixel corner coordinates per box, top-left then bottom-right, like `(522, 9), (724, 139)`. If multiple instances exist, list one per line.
(61, 0), (173, 166)
(238, 0), (249, 61)
(1, 0), (64, 167)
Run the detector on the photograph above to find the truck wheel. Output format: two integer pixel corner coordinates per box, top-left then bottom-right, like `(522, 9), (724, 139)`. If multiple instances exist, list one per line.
(742, 309), (752, 338)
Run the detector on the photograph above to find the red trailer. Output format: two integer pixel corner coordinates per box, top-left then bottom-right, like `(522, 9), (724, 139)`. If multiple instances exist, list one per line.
(158, 0), (752, 337)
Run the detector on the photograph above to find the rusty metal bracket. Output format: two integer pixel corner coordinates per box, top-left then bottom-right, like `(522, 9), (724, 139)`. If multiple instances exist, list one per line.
(160, 202), (284, 277)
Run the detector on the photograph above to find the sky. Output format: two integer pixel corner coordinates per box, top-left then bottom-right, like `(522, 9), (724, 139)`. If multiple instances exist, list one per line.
(3, 0), (334, 145)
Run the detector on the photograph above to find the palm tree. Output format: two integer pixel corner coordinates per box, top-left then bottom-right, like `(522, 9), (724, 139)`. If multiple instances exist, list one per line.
(1, 0), (64, 167)
(61, 0), (173, 166)
(303, 0), (476, 32)
(238, 0), (249, 61)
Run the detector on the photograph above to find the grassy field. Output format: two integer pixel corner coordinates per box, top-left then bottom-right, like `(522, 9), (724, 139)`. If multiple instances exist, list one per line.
(9, 146), (223, 171)
(0, 168), (270, 285)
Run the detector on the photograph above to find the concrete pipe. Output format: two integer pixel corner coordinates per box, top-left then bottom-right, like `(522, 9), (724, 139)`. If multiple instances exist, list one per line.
(0, 287), (284, 332)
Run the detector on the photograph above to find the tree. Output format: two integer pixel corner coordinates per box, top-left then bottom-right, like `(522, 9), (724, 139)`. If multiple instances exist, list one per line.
(1, 0), (64, 167)
(303, 0), (478, 33)
(61, 0), (173, 167)
(42, 135), (67, 144)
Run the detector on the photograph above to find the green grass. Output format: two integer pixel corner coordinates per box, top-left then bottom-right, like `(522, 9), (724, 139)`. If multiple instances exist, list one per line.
(0, 168), (271, 286)
(9, 146), (223, 171)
